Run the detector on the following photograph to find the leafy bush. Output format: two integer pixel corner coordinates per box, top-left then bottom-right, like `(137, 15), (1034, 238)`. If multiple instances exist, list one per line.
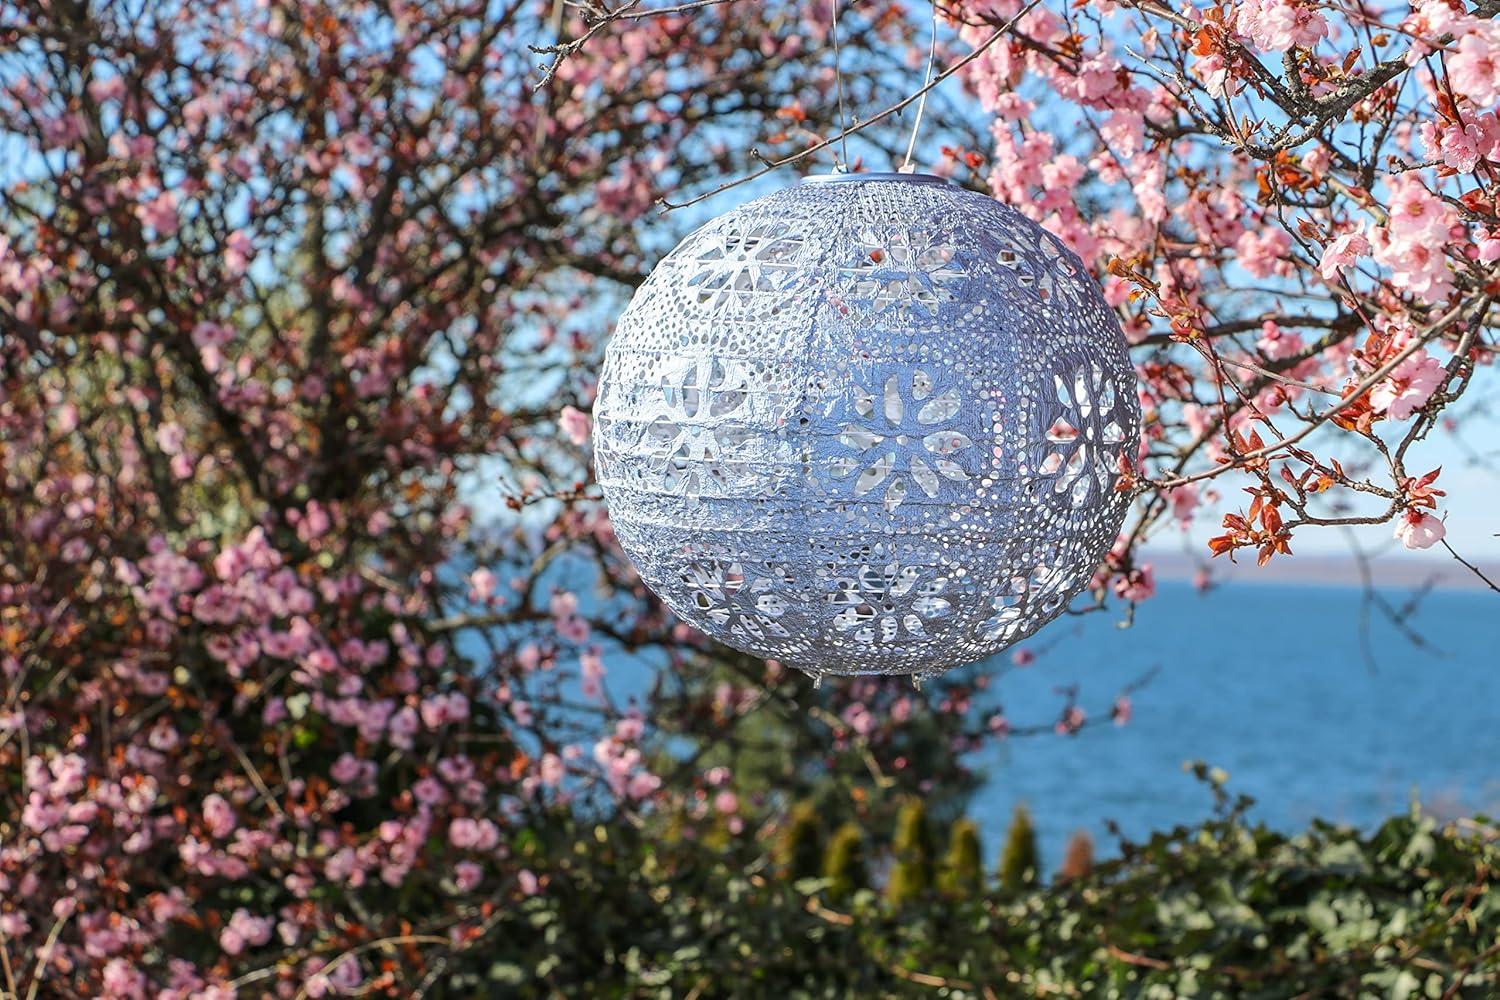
(824, 823), (868, 903)
(999, 803), (1041, 893)
(887, 799), (936, 908)
(487, 803), (1500, 998)
(776, 800), (825, 881)
(938, 819), (984, 898)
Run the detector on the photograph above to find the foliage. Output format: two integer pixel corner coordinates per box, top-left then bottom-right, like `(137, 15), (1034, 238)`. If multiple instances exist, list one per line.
(887, 799), (936, 908)
(483, 805), (1500, 998)
(938, 818), (984, 898)
(776, 799), (825, 881)
(823, 823), (868, 903)
(999, 802), (1041, 893)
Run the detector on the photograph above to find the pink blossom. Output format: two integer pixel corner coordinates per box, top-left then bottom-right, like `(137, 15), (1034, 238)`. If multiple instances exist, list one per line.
(153, 422), (185, 456)
(843, 702), (875, 736)
(468, 567), (496, 602)
(1393, 510), (1446, 549)
(448, 817), (500, 851)
(1384, 175), (1454, 239)
(1318, 232), (1371, 280)
(219, 909), (273, 956)
(1193, 52), (1238, 99)
(388, 705), (420, 748)
(1449, 31), (1500, 106)
(202, 793), (236, 839)
(294, 501), (332, 542)
(1237, 0), (1328, 52)
(88, 76), (127, 103)
(1371, 225), (1456, 301)
(1235, 227), (1290, 279)
(626, 772), (661, 799)
(1371, 351), (1445, 420)
(135, 191), (179, 235)
(549, 590), (591, 643)
(1113, 565), (1156, 603)
(615, 714), (644, 742)
(102, 958), (147, 998)
(224, 230), (253, 276)
(1054, 705), (1087, 736)
(713, 790), (739, 815)
(336, 755), (377, 790)
(1431, 120), (1485, 172)
(580, 649), (605, 697)
(454, 860), (484, 892)
(539, 752), (565, 786)
(413, 776), (447, 805)
(509, 700), (534, 727)
(420, 692), (469, 729)
(558, 405), (592, 446)
(1168, 484), (1200, 526)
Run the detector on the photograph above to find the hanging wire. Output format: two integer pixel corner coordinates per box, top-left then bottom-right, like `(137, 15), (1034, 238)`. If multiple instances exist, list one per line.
(900, 3), (940, 173)
(830, 0), (851, 170)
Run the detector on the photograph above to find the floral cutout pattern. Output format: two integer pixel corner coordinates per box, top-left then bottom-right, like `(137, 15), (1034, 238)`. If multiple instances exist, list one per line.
(1038, 362), (1128, 506)
(825, 557), (951, 645)
(993, 226), (1083, 306)
(680, 559), (796, 642)
(640, 357), (755, 496)
(831, 369), (973, 511)
(841, 229), (963, 320)
(683, 221), (802, 312)
(980, 590), (1026, 644)
(978, 559), (1070, 643)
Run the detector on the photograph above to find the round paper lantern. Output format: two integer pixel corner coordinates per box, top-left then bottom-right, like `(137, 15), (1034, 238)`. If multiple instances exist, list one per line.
(593, 173), (1139, 681)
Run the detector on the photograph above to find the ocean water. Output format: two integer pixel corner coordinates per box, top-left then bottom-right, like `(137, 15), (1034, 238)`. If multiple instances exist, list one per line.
(487, 568), (1498, 863)
(970, 579), (1500, 865)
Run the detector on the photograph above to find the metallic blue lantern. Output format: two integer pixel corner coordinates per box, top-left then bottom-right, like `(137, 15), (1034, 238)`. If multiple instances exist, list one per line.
(594, 173), (1139, 681)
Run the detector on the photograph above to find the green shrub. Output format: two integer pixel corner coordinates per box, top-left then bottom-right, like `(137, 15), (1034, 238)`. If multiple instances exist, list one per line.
(823, 822), (867, 901)
(487, 806), (1500, 998)
(886, 798), (934, 907)
(775, 799), (823, 880)
(998, 803), (1039, 892)
(937, 818), (983, 897)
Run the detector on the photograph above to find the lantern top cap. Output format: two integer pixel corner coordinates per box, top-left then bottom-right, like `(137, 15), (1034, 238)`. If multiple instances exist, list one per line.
(801, 171), (955, 186)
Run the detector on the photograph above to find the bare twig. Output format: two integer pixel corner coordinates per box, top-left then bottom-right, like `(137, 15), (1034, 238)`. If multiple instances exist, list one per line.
(1153, 299), (1481, 490)
(1440, 539), (1500, 594)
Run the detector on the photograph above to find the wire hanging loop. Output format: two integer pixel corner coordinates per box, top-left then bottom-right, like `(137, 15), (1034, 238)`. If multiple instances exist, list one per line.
(900, 4), (940, 173)
(830, 0), (851, 171)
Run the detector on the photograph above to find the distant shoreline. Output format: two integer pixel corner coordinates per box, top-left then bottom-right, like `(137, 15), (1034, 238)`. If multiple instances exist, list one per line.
(1144, 549), (1500, 591)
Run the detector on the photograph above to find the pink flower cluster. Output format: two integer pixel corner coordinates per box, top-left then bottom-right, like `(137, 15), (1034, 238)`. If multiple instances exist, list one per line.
(1369, 175), (1460, 303)
(1234, 0), (1329, 52)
